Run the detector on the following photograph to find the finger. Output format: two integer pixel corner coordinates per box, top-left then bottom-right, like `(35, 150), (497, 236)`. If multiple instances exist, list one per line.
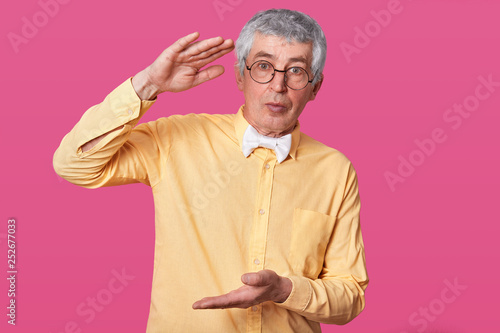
(193, 293), (246, 309)
(169, 32), (200, 53)
(193, 45), (235, 70)
(191, 65), (225, 87)
(190, 39), (234, 62)
(193, 285), (259, 309)
(193, 294), (229, 309)
(185, 36), (225, 57)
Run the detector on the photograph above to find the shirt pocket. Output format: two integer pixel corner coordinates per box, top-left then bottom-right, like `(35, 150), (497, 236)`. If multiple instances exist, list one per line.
(289, 208), (336, 279)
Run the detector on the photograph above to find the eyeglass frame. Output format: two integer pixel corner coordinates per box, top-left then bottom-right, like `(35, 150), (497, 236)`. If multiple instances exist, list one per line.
(245, 60), (314, 90)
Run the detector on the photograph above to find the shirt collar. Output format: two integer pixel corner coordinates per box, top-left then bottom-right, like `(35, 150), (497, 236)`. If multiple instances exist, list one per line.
(234, 105), (301, 161)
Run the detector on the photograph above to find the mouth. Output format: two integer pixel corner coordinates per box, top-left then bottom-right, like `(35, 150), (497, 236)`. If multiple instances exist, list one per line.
(265, 103), (287, 113)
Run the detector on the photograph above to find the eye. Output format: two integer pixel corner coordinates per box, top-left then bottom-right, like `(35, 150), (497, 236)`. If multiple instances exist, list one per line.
(289, 67), (302, 75)
(258, 62), (270, 70)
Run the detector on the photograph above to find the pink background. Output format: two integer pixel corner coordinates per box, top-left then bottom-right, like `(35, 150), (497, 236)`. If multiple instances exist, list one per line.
(1, 0), (499, 332)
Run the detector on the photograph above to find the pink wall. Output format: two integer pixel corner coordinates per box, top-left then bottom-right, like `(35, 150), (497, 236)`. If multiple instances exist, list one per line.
(1, 0), (499, 332)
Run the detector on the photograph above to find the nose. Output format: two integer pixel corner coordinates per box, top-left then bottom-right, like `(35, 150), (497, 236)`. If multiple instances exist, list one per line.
(270, 71), (287, 93)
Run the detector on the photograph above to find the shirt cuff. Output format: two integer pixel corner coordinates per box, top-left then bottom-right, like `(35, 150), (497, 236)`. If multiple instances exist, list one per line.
(104, 77), (156, 123)
(278, 275), (312, 312)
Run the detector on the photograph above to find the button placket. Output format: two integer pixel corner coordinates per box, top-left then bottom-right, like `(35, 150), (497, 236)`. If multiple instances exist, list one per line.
(246, 154), (276, 331)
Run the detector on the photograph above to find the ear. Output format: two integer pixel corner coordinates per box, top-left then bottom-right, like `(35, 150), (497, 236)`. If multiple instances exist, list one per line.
(308, 74), (323, 101)
(235, 63), (244, 91)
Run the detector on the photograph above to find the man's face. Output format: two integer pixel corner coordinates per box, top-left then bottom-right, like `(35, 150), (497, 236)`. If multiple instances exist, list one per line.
(236, 32), (323, 137)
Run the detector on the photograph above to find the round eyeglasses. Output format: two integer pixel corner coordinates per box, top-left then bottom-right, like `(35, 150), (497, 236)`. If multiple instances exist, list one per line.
(245, 60), (313, 90)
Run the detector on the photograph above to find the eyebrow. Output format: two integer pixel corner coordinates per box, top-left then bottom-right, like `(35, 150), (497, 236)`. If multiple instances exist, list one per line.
(252, 51), (309, 66)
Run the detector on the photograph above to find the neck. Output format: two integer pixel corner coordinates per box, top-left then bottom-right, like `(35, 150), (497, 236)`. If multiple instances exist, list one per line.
(244, 119), (296, 138)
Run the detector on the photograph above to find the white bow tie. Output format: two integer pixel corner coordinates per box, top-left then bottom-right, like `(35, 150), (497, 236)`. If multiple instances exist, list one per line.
(242, 125), (292, 163)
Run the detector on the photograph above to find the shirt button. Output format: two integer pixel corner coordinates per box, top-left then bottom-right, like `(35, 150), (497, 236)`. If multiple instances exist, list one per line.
(265, 164), (270, 169)
(259, 209), (265, 215)
(252, 306), (258, 312)
(127, 109), (133, 115)
(254, 258), (260, 265)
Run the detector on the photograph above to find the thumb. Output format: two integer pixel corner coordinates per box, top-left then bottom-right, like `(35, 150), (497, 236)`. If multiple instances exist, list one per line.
(192, 65), (225, 87)
(241, 272), (260, 286)
(242, 271), (273, 286)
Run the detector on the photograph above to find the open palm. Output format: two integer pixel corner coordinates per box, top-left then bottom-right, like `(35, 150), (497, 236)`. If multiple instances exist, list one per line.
(144, 32), (234, 94)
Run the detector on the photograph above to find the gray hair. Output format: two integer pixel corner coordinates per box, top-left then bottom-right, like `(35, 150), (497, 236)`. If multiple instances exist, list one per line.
(235, 9), (327, 85)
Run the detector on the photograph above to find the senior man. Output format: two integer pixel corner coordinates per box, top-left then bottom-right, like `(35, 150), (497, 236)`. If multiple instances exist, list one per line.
(54, 9), (368, 333)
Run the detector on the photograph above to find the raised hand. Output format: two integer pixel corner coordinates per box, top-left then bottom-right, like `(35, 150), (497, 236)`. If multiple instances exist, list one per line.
(132, 32), (234, 100)
(192, 270), (292, 310)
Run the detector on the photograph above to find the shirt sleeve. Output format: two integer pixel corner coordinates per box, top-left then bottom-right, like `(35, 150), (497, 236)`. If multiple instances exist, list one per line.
(278, 163), (369, 325)
(53, 78), (163, 188)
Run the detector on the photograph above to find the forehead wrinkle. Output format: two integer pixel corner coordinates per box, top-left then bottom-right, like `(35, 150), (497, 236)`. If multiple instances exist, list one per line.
(252, 51), (309, 66)
(248, 33), (313, 69)
(253, 51), (275, 60)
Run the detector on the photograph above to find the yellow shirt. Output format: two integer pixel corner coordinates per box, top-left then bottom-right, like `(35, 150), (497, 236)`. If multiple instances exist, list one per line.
(53, 78), (369, 333)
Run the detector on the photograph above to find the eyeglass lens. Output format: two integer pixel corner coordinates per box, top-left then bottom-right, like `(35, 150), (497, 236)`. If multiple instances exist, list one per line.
(250, 60), (310, 90)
